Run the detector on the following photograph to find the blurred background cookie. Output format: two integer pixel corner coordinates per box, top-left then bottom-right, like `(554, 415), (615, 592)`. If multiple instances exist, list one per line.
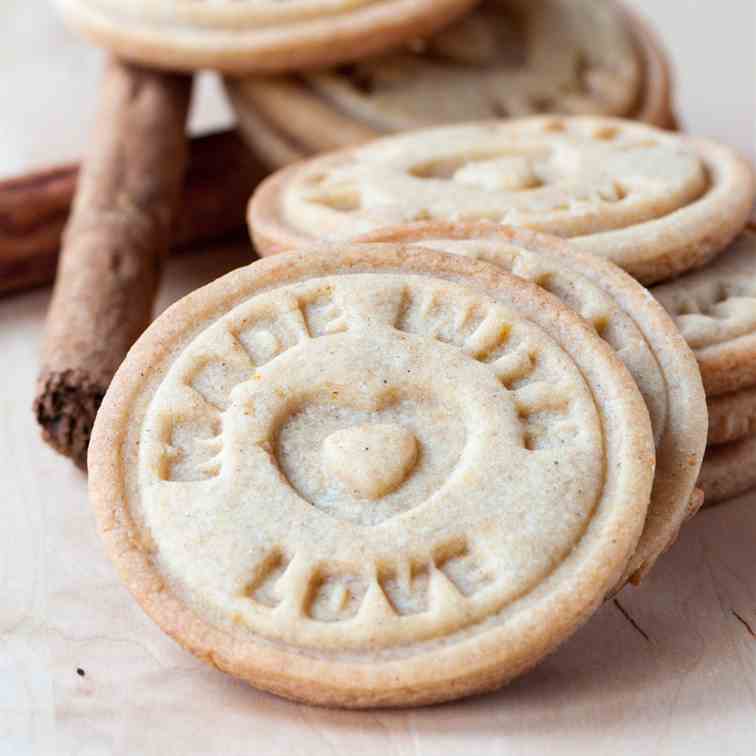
(53, 0), (479, 72)
(699, 434), (756, 507)
(654, 226), (756, 505)
(226, 0), (678, 167)
(654, 228), (756, 402)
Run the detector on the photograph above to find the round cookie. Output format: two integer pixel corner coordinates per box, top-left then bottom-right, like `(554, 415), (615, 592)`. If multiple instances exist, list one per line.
(653, 228), (756, 397)
(708, 385), (756, 446)
(357, 222), (707, 586)
(229, 92), (317, 169)
(52, 0), (478, 73)
(655, 227), (756, 446)
(226, 0), (675, 168)
(249, 117), (755, 284)
(88, 245), (654, 708)
(698, 433), (756, 506)
(624, 5), (678, 130)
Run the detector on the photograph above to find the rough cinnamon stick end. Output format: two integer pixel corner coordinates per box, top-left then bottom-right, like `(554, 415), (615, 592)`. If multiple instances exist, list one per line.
(34, 60), (192, 468)
(34, 369), (105, 470)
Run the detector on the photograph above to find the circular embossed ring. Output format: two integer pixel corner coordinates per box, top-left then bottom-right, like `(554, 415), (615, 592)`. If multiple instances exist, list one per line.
(356, 222), (707, 587)
(249, 117), (754, 284)
(89, 245), (654, 707)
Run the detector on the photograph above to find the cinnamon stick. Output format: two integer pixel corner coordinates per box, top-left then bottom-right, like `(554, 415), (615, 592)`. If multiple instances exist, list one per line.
(1, 128), (263, 297)
(34, 60), (193, 469)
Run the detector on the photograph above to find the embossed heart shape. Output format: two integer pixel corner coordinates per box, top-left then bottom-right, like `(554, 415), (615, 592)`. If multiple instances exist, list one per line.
(322, 423), (419, 502)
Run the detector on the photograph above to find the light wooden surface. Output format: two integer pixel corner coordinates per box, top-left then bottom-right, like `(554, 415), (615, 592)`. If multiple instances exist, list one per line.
(1, 2), (755, 754)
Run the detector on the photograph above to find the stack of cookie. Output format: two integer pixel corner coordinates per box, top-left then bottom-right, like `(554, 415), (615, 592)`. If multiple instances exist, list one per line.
(88, 114), (755, 707)
(61, 0), (755, 709)
(225, 0), (678, 167)
(653, 224), (756, 505)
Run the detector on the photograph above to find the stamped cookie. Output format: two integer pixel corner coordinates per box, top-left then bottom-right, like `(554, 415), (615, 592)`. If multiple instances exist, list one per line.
(52, 0), (477, 73)
(249, 117), (754, 284)
(226, 0), (676, 168)
(653, 228), (756, 442)
(625, 6), (678, 130)
(357, 222), (707, 585)
(707, 386), (756, 446)
(89, 245), (654, 707)
(698, 433), (756, 506)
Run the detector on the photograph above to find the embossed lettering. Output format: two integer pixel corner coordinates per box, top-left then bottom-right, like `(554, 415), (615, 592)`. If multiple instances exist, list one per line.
(189, 357), (253, 411)
(245, 549), (291, 608)
(162, 415), (223, 482)
(435, 542), (493, 597)
(307, 569), (368, 622)
(379, 562), (430, 616)
(236, 302), (309, 367)
(396, 288), (486, 348)
(299, 289), (349, 337)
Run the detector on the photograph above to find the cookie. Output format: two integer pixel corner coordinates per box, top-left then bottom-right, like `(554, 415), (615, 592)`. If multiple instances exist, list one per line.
(357, 222), (707, 585)
(52, 0), (477, 73)
(653, 228), (756, 397)
(624, 5), (678, 130)
(698, 433), (756, 506)
(226, 0), (676, 169)
(88, 244), (654, 708)
(249, 117), (755, 284)
(654, 228), (756, 445)
(230, 91), (315, 170)
(708, 385), (756, 445)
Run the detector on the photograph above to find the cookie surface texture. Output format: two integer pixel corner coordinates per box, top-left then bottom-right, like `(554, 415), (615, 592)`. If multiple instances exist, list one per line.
(89, 245), (654, 708)
(249, 117), (754, 284)
(356, 223), (707, 585)
(52, 0), (478, 73)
